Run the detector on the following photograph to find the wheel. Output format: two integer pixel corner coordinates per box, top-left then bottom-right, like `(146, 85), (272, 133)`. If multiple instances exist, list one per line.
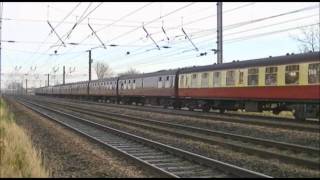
(202, 104), (211, 112)
(172, 102), (181, 110)
(293, 105), (306, 121)
(293, 110), (306, 121)
(272, 109), (281, 115)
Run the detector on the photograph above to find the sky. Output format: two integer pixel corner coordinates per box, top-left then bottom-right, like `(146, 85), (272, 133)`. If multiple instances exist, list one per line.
(1, 2), (319, 89)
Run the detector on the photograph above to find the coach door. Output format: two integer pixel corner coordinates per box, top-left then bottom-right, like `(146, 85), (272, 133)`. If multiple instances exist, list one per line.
(158, 76), (164, 88)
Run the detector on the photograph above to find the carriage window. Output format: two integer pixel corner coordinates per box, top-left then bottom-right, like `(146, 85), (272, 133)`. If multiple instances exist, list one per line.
(191, 74), (197, 87)
(201, 73), (209, 87)
(133, 79), (136, 83)
(192, 74), (197, 79)
(239, 71), (244, 84)
(180, 75), (184, 87)
(265, 66), (277, 86)
(213, 72), (221, 87)
(285, 65), (299, 85)
(166, 76), (169, 81)
(129, 80), (131, 83)
(248, 68), (259, 86)
(159, 77), (162, 81)
(308, 63), (320, 84)
(226, 71), (235, 86)
(185, 76), (189, 88)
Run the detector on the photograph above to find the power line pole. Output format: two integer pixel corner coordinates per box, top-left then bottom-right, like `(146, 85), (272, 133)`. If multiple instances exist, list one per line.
(88, 50), (93, 95)
(25, 79), (27, 95)
(217, 2), (223, 64)
(47, 73), (49, 87)
(63, 66), (65, 85)
(88, 50), (92, 81)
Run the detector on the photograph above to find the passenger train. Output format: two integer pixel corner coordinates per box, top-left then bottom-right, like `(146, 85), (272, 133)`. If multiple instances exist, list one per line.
(35, 52), (320, 120)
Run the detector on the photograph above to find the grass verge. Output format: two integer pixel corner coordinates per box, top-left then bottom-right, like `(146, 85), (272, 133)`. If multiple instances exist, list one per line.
(0, 98), (49, 177)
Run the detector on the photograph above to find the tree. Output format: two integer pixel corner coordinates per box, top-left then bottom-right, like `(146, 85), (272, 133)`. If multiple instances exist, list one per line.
(94, 61), (113, 79)
(292, 26), (320, 53)
(118, 67), (140, 76)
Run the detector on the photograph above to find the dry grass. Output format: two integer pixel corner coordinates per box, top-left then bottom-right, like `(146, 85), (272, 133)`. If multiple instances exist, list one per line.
(0, 98), (49, 177)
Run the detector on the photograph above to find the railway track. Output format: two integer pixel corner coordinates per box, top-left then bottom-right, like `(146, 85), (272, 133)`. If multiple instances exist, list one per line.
(14, 97), (271, 178)
(34, 95), (319, 132)
(21, 96), (320, 170)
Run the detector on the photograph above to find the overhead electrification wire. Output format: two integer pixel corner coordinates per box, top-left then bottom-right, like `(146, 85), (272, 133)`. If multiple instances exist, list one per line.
(110, 21), (319, 69)
(40, 3), (104, 70)
(224, 22), (320, 43)
(41, 2), (254, 61)
(1, 17), (214, 31)
(103, 5), (318, 62)
(50, 2), (100, 51)
(37, 8), (318, 71)
(78, 2), (198, 66)
(224, 5), (319, 31)
(93, 2), (285, 57)
(21, 2), (82, 72)
(223, 13), (319, 37)
(53, 3), (94, 48)
(49, 3), (216, 24)
(13, 2), (320, 78)
(94, 2), (196, 49)
(53, 2), (81, 31)
(66, 2), (154, 52)
(48, 2), (153, 62)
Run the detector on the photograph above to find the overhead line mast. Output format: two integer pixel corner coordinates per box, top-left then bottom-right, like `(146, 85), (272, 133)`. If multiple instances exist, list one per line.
(217, 2), (223, 64)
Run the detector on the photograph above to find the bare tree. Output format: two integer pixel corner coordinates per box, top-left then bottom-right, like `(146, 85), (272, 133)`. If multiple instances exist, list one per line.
(292, 26), (319, 53)
(118, 67), (140, 76)
(94, 61), (113, 79)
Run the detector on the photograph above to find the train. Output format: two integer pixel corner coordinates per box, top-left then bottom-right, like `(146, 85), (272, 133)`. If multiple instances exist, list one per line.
(35, 51), (320, 120)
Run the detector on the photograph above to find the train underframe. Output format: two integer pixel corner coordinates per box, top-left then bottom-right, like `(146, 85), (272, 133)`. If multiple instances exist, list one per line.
(177, 98), (319, 120)
(36, 93), (319, 120)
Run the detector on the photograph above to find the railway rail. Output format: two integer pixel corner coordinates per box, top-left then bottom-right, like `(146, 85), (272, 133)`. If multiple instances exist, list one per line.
(34, 95), (319, 132)
(19, 96), (320, 170)
(13, 97), (271, 178)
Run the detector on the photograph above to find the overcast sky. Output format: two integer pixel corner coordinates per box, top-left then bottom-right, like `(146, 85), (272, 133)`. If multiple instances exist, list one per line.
(1, 2), (319, 88)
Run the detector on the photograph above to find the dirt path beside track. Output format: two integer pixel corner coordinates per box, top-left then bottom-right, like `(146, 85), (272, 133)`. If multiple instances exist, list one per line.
(5, 98), (154, 178)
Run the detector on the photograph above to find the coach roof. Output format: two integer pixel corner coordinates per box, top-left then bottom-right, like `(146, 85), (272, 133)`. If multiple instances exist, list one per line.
(118, 69), (178, 80)
(179, 51), (320, 74)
